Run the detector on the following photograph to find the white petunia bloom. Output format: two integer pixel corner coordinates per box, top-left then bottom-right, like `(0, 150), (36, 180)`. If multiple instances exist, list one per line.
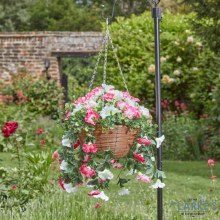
(60, 160), (68, 171)
(124, 98), (137, 107)
(98, 169), (114, 180)
(100, 105), (121, 119)
(62, 137), (71, 148)
(155, 135), (165, 148)
(139, 106), (150, 118)
(63, 183), (77, 193)
(151, 156), (155, 162)
(71, 104), (83, 114)
(151, 179), (165, 189)
(86, 100), (99, 108)
(110, 90), (123, 99)
(93, 191), (109, 201)
(118, 188), (130, 196)
(102, 84), (114, 92)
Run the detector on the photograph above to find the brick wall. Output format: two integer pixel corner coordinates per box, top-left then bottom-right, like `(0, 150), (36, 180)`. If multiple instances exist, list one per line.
(0, 32), (103, 84)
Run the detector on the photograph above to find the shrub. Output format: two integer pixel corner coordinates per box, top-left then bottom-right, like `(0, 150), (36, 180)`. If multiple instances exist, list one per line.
(0, 71), (63, 118)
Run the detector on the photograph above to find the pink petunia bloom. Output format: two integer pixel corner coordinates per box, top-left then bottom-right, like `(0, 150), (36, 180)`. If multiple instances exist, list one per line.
(137, 174), (151, 183)
(73, 140), (81, 149)
(99, 179), (106, 184)
(58, 178), (65, 190)
(117, 101), (128, 110)
(113, 163), (124, 169)
(52, 151), (59, 160)
(174, 100), (180, 107)
(123, 106), (141, 119)
(123, 92), (140, 102)
(137, 137), (151, 145)
(88, 190), (101, 196)
(82, 143), (97, 153)
(110, 159), (117, 164)
(65, 111), (71, 120)
(102, 93), (115, 101)
(85, 108), (100, 126)
(74, 96), (88, 105)
(133, 152), (145, 163)
(79, 165), (96, 178)
(208, 159), (215, 167)
(82, 154), (91, 163)
(95, 203), (102, 209)
(36, 128), (44, 135)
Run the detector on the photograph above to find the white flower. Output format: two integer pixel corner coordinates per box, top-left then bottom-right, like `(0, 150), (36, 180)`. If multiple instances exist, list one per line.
(176, 56), (182, 63)
(192, 67), (198, 71)
(62, 137), (71, 147)
(196, 42), (202, 47)
(63, 183), (77, 193)
(110, 90), (123, 99)
(151, 179), (165, 189)
(86, 100), (99, 108)
(118, 188), (130, 196)
(71, 104), (83, 114)
(174, 41), (180, 46)
(93, 191), (109, 201)
(102, 84), (114, 92)
(160, 56), (167, 63)
(100, 105), (121, 119)
(173, 70), (181, 76)
(139, 106), (150, 118)
(60, 160), (68, 171)
(98, 169), (114, 180)
(151, 156), (155, 162)
(126, 169), (137, 176)
(148, 64), (155, 74)
(155, 135), (165, 148)
(187, 36), (194, 43)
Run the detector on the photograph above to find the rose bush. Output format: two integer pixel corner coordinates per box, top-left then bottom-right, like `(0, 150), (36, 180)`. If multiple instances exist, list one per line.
(58, 84), (165, 202)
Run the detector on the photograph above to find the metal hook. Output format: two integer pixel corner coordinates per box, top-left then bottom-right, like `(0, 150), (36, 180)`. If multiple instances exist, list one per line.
(148, 0), (160, 8)
(101, 0), (117, 20)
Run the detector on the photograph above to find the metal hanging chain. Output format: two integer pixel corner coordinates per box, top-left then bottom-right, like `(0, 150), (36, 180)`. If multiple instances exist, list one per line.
(89, 34), (106, 90)
(106, 20), (129, 92)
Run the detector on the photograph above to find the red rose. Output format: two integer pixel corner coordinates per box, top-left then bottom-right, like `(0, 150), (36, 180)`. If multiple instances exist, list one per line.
(1, 121), (18, 137)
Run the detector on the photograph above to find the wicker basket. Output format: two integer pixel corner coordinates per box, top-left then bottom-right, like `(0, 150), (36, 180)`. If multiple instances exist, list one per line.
(79, 125), (138, 159)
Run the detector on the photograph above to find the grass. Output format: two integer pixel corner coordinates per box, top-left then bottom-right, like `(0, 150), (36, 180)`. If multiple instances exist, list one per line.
(1, 156), (220, 219)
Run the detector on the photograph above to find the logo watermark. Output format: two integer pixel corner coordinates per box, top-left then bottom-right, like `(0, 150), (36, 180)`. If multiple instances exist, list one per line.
(170, 197), (218, 216)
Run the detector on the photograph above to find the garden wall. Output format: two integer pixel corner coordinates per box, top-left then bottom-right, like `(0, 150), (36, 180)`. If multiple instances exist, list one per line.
(0, 32), (103, 84)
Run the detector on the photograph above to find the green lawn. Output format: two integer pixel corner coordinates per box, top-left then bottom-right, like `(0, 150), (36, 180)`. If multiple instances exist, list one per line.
(1, 153), (219, 219)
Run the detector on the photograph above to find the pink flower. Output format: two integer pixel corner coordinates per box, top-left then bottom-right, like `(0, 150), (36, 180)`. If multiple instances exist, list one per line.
(113, 163), (124, 169)
(133, 152), (145, 163)
(52, 151), (59, 160)
(208, 159), (215, 167)
(102, 93), (115, 101)
(74, 96), (88, 105)
(79, 165), (96, 178)
(110, 159), (117, 164)
(95, 203), (102, 209)
(210, 176), (217, 181)
(36, 128), (44, 135)
(180, 102), (186, 112)
(174, 100), (180, 107)
(12, 184), (17, 191)
(82, 143), (97, 153)
(58, 178), (65, 190)
(88, 190), (101, 196)
(40, 139), (46, 145)
(123, 92), (140, 102)
(85, 108), (100, 126)
(65, 112), (71, 120)
(123, 106), (141, 119)
(137, 138), (151, 145)
(99, 179), (106, 184)
(137, 174), (151, 183)
(117, 101), (128, 110)
(73, 140), (81, 149)
(82, 154), (91, 163)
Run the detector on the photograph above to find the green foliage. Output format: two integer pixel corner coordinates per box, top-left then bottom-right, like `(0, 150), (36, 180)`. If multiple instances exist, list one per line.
(28, 0), (101, 31)
(163, 114), (206, 160)
(184, 0), (220, 53)
(0, 151), (53, 208)
(1, 72), (63, 118)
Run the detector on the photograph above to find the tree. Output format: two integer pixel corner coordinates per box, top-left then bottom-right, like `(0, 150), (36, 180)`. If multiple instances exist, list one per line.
(183, 0), (220, 53)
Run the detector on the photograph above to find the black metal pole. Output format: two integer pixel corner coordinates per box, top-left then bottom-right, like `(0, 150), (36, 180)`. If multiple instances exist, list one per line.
(152, 3), (163, 220)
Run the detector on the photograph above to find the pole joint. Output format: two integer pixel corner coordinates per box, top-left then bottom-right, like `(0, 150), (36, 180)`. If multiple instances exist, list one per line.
(152, 7), (162, 20)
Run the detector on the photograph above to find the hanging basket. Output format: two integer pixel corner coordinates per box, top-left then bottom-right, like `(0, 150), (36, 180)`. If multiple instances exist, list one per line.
(79, 125), (139, 159)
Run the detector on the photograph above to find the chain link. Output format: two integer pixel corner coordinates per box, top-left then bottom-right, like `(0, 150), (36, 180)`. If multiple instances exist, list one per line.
(89, 18), (129, 92)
